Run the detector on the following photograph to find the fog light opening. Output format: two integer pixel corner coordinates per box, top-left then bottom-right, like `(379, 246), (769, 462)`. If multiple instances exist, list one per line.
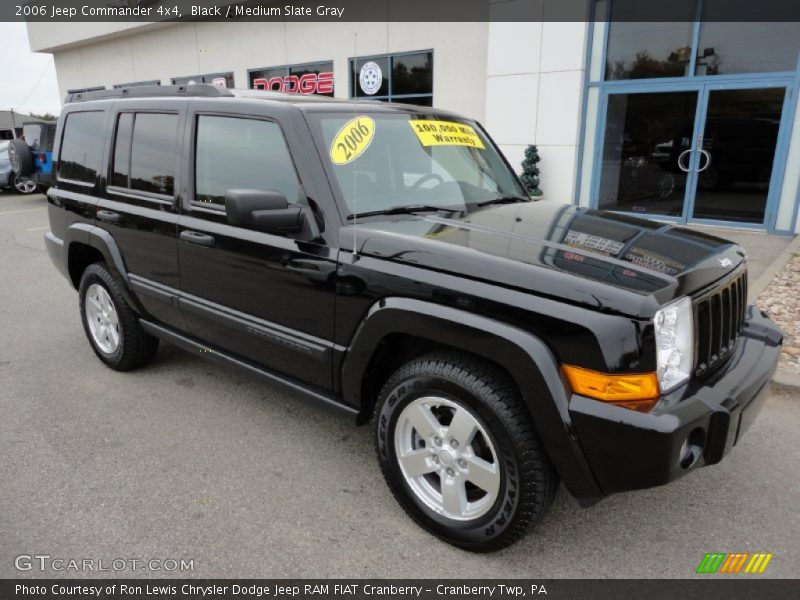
(679, 428), (706, 470)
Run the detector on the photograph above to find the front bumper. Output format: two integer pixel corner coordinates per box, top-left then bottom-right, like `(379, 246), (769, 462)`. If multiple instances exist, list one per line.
(569, 306), (781, 496)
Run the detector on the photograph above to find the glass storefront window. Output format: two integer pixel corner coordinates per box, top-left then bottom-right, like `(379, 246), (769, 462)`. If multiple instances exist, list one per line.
(604, 0), (696, 80)
(694, 20), (800, 75)
(172, 72), (234, 88)
(351, 56), (390, 98)
(350, 52), (433, 106)
(605, 22), (695, 80)
(391, 53), (433, 96)
(248, 61), (335, 96)
(602, 1), (800, 81)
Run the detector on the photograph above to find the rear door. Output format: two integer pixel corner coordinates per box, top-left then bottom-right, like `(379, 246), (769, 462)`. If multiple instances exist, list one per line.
(176, 101), (338, 390)
(95, 99), (187, 331)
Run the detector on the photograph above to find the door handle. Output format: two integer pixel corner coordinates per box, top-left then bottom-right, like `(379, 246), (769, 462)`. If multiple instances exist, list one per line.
(696, 149), (712, 173)
(180, 230), (214, 247)
(97, 210), (121, 224)
(677, 149), (692, 173)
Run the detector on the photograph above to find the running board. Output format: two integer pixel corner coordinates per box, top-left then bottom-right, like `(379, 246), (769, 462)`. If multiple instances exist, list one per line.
(140, 320), (358, 420)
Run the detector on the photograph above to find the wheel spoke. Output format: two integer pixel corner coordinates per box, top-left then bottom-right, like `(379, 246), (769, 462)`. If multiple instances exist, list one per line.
(465, 455), (500, 496)
(100, 291), (113, 312)
(89, 295), (103, 312)
(398, 449), (437, 478)
(441, 476), (468, 516)
(109, 325), (120, 347)
(407, 402), (443, 440)
(445, 407), (478, 447)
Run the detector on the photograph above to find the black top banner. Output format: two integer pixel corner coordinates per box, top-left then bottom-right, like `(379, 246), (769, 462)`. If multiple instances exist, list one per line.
(6, 0), (800, 22)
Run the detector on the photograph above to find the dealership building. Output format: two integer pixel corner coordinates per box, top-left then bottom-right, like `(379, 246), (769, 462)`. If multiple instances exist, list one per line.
(26, 2), (800, 234)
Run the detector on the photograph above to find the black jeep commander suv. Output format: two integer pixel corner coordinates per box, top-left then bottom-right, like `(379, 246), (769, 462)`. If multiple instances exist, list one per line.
(45, 85), (781, 551)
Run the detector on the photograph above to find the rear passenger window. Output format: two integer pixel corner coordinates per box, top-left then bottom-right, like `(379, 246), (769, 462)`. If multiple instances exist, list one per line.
(112, 113), (133, 188)
(194, 115), (300, 208)
(111, 112), (179, 197)
(59, 111), (105, 184)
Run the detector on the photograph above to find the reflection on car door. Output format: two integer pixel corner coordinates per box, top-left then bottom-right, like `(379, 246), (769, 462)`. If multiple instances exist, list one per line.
(176, 106), (337, 390)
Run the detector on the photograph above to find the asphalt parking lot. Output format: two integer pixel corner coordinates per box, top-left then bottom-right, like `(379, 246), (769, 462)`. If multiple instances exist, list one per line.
(1, 191), (799, 578)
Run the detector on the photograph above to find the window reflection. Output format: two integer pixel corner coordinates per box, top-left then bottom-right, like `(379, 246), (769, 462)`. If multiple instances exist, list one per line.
(194, 116), (300, 207)
(695, 21), (800, 75)
(603, 0), (800, 80)
(605, 22), (694, 80)
(598, 92), (698, 217)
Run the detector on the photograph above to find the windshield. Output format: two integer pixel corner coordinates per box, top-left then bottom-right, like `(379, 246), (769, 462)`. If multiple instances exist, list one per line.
(309, 112), (526, 216)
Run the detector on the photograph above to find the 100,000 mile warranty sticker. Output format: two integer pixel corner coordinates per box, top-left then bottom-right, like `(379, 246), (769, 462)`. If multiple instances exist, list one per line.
(409, 119), (485, 149)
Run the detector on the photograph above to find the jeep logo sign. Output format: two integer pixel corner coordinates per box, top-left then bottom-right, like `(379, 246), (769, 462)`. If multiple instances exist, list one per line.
(252, 72), (334, 94)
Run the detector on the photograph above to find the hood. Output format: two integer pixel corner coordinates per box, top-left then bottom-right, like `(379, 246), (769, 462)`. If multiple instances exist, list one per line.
(342, 202), (745, 318)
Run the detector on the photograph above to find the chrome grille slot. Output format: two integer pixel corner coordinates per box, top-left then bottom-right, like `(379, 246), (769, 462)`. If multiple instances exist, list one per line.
(694, 270), (748, 377)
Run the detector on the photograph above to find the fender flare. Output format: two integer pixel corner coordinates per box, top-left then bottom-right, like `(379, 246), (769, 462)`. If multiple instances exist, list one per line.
(63, 222), (144, 313)
(341, 297), (604, 502)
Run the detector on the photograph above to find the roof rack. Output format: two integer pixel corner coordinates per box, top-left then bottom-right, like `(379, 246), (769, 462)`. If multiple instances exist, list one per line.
(64, 84), (234, 104)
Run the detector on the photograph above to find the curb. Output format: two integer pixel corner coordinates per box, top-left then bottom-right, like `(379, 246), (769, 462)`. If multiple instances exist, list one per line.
(772, 369), (800, 391)
(748, 233), (800, 302)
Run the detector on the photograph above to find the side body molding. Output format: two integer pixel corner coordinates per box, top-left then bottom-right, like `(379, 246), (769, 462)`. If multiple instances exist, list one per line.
(341, 297), (603, 502)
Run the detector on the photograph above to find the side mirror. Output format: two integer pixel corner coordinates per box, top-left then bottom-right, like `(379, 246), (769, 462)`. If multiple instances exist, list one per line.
(224, 189), (305, 234)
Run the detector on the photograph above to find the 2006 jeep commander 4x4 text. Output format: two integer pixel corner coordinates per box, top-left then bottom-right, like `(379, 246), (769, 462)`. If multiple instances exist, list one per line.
(44, 85), (782, 551)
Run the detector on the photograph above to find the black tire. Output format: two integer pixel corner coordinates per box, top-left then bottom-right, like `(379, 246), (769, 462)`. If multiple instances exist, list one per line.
(375, 352), (557, 552)
(78, 262), (158, 371)
(8, 138), (34, 176)
(12, 175), (39, 195)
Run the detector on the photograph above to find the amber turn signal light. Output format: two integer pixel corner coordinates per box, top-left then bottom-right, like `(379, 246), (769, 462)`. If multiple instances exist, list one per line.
(562, 365), (660, 412)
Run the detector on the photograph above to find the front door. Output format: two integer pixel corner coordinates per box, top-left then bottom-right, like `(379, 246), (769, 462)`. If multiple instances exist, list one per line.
(176, 105), (337, 391)
(595, 82), (791, 228)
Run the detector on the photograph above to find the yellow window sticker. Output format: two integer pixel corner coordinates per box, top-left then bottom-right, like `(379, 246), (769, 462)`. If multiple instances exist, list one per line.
(330, 116), (376, 165)
(409, 119), (485, 149)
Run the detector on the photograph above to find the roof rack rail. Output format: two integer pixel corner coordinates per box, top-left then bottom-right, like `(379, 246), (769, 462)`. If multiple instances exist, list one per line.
(64, 84), (234, 104)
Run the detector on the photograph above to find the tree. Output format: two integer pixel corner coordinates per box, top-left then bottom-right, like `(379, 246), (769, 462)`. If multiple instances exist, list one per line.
(29, 112), (58, 121)
(520, 144), (542, 196)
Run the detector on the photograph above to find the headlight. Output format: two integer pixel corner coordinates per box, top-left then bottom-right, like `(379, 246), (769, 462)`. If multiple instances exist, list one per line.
(654, 297), (694, 392)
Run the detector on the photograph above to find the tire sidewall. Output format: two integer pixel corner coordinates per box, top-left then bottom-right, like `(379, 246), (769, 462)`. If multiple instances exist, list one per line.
(376, 373), (523, 548)
(79, 266), (126, 366)
(8, 139), (34, 176)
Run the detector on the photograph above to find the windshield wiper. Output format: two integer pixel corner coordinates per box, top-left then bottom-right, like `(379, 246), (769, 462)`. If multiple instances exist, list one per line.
(346, 205), (458, 220)
(476, 195), (530, 208)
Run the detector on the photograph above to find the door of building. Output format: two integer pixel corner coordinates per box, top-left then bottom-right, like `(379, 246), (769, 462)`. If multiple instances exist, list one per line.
(594, 80), (793, 228)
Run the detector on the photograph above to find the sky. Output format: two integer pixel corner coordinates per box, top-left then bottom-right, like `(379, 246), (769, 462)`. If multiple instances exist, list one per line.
(0, 22), (62, 116)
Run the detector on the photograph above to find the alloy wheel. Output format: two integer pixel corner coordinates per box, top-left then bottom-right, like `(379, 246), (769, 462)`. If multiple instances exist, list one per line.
(394, 396), (501, 521)
(13, 176), (38, 194)
(84, 283), (120, 354)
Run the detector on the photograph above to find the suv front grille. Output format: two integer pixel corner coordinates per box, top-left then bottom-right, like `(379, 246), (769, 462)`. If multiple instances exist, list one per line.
(694, 270), (747, 377)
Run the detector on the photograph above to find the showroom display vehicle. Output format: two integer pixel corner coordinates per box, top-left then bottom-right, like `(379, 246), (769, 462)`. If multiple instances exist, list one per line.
(44, 85), (782, 551)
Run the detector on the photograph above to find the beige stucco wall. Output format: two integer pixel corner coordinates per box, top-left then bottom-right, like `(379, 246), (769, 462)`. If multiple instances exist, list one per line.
(34, 20), (489, 123)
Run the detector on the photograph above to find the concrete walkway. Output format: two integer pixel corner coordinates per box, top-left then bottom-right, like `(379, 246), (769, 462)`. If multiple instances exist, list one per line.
(690, 225), (793, 288)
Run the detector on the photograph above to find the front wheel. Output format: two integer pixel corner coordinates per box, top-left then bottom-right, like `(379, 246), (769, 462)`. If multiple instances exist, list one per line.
(375, 353), (557, 552)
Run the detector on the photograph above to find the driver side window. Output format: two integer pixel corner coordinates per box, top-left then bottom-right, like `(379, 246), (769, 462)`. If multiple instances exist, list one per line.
(194, 115), (300, 209)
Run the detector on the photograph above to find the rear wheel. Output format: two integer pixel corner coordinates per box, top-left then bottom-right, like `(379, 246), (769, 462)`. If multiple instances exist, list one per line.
(13, 176), (38, 194)
(375, 353), (557, 552)
(78, 263), (158, 371)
